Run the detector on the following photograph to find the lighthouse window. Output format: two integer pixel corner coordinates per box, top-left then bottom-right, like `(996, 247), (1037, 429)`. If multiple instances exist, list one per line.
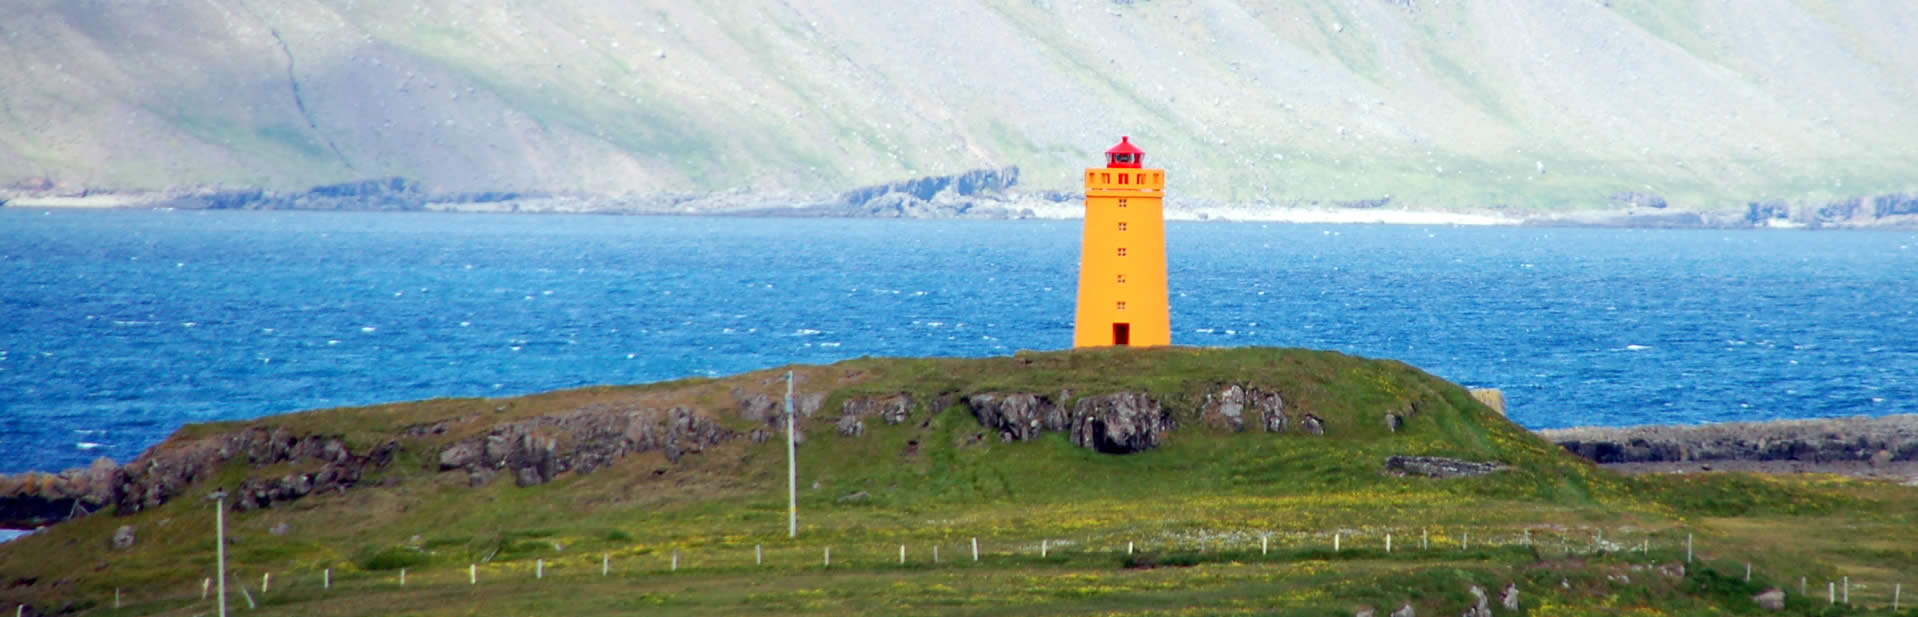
(1136, 174), (1145, 183)
(1115, 154), (1132, 163)
(1117, 222), (1128, 231)
(1116, 301), (1128, 311)
(1116, 248), (1127, 257)
(1102, 173), (1112, 183)
(1117, 199), (1128, 208)
(1116, 274), (1127, 283)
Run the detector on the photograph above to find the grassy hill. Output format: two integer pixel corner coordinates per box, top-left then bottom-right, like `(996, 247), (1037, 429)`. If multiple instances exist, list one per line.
(2, 347), (1914, 615)
(2, 1), (1915, 210)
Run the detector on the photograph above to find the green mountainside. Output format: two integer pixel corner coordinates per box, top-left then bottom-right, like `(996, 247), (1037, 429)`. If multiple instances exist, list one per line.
(2, 1), (1916, 209)
(2, 348), (1914, 615)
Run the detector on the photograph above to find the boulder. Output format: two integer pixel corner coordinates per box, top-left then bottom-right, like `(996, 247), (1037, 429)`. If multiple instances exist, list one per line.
(1253, 389), (1287, 432)
(1069, 393), (1174, 454)
(1355, 607), (1376, 617)
(1499, 583), (1519, 611)
(1463, 585), (1490, 617)
(1302, 414), (1326, 435)
(966, 393), (1061, 442)
(1389, 602), (1415, 617)
(836, 415), (865, 437)
(1753, 588), (1785, 611)
(843, 394), (913, 426)
(1202, 385), (1247, 431)
(110, 525), (135, 550)
(1384, 456), (1510, 478)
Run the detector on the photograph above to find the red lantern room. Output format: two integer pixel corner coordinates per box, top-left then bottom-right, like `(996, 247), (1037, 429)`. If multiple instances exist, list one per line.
(1105, 136), (1144, 169)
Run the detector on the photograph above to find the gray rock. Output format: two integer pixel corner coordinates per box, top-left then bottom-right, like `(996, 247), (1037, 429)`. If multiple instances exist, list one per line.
(1390, 602), (1415, 617)
(966, 393), (1059, 442)
(836, 490), (870, 504)
(1302, 414), (1325, 435)
(514, 466), (544, 487)
(1463, 585), (1490, 617)
(1385, 456), (1510, 478)
(110, 525), (135, 550)
(1499, 583), (1519, 611)
(1069, 392), (1173, 454)
(269, 522), (290, 536)
(1386, 413), (1403, 432)
(843, 394), (913, 426)
(439, 442), (480, 470)
(1253, 388), (1287, 432)
(1753, 588), (1785, 611)
(836, 414), (865, 437)
(1204, 385), (1247, 431)
(1354, 607), (1376, 617)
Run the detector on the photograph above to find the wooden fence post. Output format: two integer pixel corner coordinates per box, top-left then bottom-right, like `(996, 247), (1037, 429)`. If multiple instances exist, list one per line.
(602, 553), (609, 576)
(671, 551), (679, 572)
(1261, 535), (1268, 555)
(323, 569), (330, 590)
(1685, 534), (1693, 563)
(1386, 534), (1392, 553)
(469, 564), (476, 585)
(756, 545), (763, 566)
(899, 545), (906, 565)
(1042, 540), (1048, 558)
(971, 537), (978, 561)
(400, 568), (407, 586)
(535, 560), (543, 580)
(824, 547), (831, 568)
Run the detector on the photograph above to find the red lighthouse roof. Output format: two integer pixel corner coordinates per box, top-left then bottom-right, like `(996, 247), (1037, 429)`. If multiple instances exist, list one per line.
(1105, 136), (1143, 168)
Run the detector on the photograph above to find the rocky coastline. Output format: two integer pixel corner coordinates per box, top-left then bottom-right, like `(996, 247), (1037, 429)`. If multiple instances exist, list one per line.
(1541, 414), (1918, 482)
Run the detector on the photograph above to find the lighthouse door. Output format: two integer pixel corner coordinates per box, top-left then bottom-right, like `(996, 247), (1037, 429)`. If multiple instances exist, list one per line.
(1112, 323), (1131, 346)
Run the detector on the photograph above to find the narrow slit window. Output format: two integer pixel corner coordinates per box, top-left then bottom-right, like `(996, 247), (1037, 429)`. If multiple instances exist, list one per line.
(1135, 174), (1144, 184)
(1102, 173), (1112, 183)
(1118, 174), (1129, 184)
(1116, 247), (1128, 257)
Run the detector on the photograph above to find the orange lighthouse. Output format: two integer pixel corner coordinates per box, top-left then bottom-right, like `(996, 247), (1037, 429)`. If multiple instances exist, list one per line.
(1074, 136), (1170, 348)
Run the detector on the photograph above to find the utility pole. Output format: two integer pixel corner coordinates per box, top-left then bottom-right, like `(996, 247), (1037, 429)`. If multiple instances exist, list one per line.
(214, 491), (228, 617)
(786, 371), (798, 538)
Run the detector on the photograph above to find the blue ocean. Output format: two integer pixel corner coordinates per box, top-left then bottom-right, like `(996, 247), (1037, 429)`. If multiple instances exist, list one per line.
(3, 209), (1916, 475)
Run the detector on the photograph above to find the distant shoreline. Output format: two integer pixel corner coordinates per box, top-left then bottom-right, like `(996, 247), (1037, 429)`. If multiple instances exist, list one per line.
(1540, 414), (1918, 483)
(10, 194), (1917, 231)
(7, 170), (1918, 230)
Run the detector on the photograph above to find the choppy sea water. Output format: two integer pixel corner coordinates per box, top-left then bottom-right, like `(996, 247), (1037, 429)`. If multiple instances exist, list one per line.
(3, 209), (1916, 474)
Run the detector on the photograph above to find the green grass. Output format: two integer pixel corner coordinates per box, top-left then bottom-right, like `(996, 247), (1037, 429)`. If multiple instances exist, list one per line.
(3, 347), (1915, 616)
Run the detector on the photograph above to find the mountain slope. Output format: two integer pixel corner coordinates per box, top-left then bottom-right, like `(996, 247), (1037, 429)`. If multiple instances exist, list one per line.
(2, 0), (1915, 209)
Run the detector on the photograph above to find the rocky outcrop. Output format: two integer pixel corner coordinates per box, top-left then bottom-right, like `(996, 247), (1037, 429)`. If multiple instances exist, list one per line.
(1200, 384), (1288, 432)
(967, 393), (1069, 442)
(1384, 456), (1510, 478)
(965, 392), (1172, 454)
(1069, 393), (1174, 454)
(437, 405), (732, 485)
(0, 457), (122, 528)
(1541, 415), (1918, 465)
(0, 427), (399, 524)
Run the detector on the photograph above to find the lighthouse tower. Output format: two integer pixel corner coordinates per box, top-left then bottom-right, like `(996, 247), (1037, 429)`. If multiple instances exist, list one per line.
(1074, 136), (1170, 348)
